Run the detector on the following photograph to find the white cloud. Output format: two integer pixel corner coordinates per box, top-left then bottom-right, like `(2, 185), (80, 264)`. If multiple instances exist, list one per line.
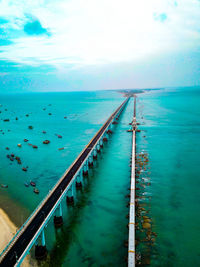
(0, 0), (200, 68)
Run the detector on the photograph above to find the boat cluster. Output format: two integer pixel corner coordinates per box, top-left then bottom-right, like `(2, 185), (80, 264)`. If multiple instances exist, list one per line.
(24, 181), (39, 194)
(1, 103), (67, 194)
(6, 153), (22, 165)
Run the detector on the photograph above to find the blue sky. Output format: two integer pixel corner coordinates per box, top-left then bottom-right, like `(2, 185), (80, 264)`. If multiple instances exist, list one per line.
(0, 0), (200, 92)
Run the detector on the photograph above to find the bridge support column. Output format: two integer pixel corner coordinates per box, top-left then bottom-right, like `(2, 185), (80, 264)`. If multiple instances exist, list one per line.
(107, 124), (113, 134)
(88, 156), (93, 167)
(54, 203), (63, 227)
(67, 186), (74, 204)
(35, 230), (47, 260)
(103, 132), (108, 142)
(93, 149), (97, 160)
(76, 173), (82, 188)
(112, 119), (118, 125)
(97, 143), (100, 153)
(83, 161), (88, 176)
(100, 139), (103, 148)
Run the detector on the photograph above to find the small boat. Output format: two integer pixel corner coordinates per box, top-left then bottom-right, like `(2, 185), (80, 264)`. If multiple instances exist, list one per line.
(55, 134), (62, 138)
(22, 167), (27, 171)
(34, 188), (39, 194)
(24, 139), (29, 142)
(30, 181), (36, 187)
(24, 182), (29, 187)
(1, 184), (8, 188)
(58, 147), (64, 150)
(32, 145), (38, 149)
(28, 126), (33, 129)
(43, 140), (50, 144)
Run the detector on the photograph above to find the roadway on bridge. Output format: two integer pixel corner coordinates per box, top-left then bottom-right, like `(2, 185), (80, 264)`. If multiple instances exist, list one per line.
(0, 97), (129, 266)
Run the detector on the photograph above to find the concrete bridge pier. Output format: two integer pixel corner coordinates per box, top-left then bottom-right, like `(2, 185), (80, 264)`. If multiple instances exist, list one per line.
(83, 161), (88, 176)
(97, 143), (101, 153)
(88, 156), (93, 167)
(107, 124), (113, 134)
(100, 139), (103, 148)
(93, 148), (97, 160)
(35, 230), (47, 260)
(76, 172), (83, 188)
(112, 119), (118, 125)
(54, 203), (63, 227)
(103, 132), (108, 142)
(66, 185), (74, 204)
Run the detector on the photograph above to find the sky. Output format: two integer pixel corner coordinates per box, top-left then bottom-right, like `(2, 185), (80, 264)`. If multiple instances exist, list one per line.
(0, 0), (200, 92)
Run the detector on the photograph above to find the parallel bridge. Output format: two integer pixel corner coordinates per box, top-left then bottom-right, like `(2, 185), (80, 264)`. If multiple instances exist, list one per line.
(128, 96), (136, 267)
(0, 97), (129, 266)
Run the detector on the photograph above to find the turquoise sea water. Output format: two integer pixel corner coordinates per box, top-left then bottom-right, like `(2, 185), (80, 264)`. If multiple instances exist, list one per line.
(0, 88), (199, 266)
(137, 87), (200, 266)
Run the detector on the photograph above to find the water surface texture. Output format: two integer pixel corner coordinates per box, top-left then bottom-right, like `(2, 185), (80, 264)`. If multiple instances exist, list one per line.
(137, 87), (200, 266)
(0, 88), (200, 266)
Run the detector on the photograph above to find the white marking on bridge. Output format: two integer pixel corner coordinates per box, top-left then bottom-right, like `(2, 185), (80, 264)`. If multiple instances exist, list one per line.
(128, 97), (136, 267)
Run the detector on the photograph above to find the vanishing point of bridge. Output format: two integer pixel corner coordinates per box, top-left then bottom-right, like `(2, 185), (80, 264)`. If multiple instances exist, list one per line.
(0, 97), (132, 266)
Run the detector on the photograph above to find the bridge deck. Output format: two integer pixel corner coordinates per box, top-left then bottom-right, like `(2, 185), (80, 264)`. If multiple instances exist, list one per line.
(0, 97), (129, 266)
(128, 96), (136, 267)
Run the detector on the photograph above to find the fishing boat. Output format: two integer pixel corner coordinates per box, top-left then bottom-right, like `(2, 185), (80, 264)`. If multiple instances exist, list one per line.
(30, 181), (36, 187)
(1, 184), (8, 188)
(43, 140), (50, 144)
(34, 188), (39, 194)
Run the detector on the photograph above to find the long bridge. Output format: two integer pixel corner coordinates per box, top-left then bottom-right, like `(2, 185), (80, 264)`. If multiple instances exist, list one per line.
(128, 96), (137, 267)
(0, 97), (130, 266)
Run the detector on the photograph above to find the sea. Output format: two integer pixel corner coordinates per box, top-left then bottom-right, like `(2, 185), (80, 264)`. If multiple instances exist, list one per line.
(0, 87), (199, 266)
